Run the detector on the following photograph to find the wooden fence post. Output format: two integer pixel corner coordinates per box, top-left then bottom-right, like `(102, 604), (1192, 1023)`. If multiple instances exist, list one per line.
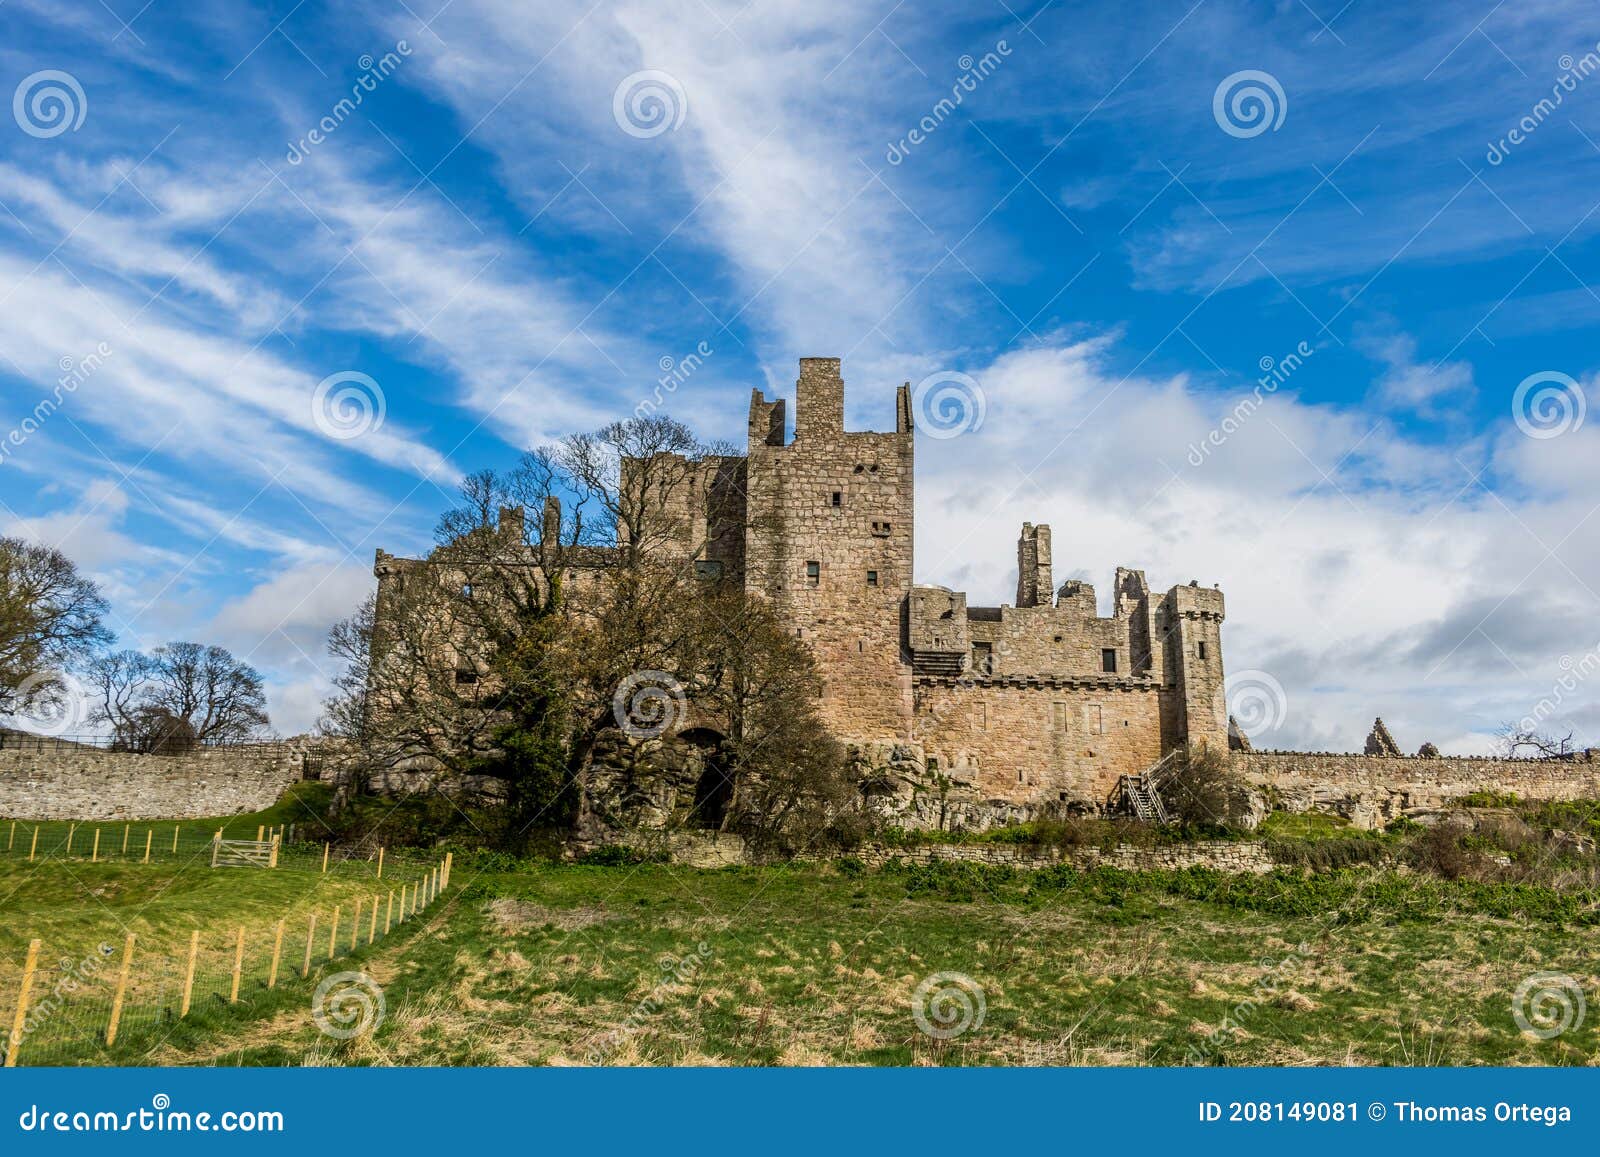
(180, 931), (199, 1017)
(29, 826), (38, 862)
(444, 851), (452, 889)
(302, 913), (317, 979)
(91, 829), (99, 863)
(4, 939), (40, 1067)
(398, 884), (407, 922)
(327, 906), (340, 960)
(269, 834), (280, 869)
(172, 825), (179, 853)
(121, 824), (130, 856)
(210, 834), (220, 868)
(256, 825), (264, 842)
(65, 823), (74, 856)
(385, 890), (394, 935)
(6, 820), (12, 852)
(321, 843), (329, 874)
(143, 829), (152, 864)
(105, 933), (135, 1047)
(350, 899), (362, 951)
(268, 919), (285, 989)
(368, 896), (378, 944)
(229, 927), (245, 1003)
(377, 846), (385, 879)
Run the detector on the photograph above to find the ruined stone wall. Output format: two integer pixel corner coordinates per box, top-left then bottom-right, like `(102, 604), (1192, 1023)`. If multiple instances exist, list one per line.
(640, 829), (1273, 874)
(744, 358), (914, 740)
(0, 744), (310, 820)
(913, 677), (1167, 805)
(966, 589), (1138, 676)
(1232, 750), (1600, 828)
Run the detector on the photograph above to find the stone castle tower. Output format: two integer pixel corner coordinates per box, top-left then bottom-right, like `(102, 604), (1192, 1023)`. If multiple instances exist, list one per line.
(745, 357), (914, 738)
(376, 356), (1227, 811)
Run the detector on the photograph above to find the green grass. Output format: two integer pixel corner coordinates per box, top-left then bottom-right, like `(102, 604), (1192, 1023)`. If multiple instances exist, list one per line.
(84, 857), (1600, 1069)
(6, 790), (1599, 1068)
(0, 788), (451, 1068)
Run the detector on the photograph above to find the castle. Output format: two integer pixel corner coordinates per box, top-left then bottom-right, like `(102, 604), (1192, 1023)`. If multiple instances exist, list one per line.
(376, 357), (1229, 819)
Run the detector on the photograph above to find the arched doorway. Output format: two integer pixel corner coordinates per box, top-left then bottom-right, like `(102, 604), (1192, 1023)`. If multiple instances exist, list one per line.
(678, 727), (733, 829)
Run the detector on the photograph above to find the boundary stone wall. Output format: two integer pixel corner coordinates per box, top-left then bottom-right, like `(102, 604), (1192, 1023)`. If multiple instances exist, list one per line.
(1232, 750), (1600, 828)
(639, 830), (1273, 874)
(0, 744), (310, 820)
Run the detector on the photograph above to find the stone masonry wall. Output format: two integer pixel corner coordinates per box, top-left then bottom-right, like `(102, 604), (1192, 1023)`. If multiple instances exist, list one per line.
(1233, 750), (1600, 828)
(0, 744), (309, 820)
(913, 677), (1167, 806)
(644, 830), (1273, 874)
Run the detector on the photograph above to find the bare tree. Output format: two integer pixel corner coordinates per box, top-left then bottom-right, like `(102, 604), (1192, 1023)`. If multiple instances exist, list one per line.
(144, 642), (270, 742)
(1497, 722), (1583, 760)
(85, 649), (156, 744)
(0, 537), (110, 719)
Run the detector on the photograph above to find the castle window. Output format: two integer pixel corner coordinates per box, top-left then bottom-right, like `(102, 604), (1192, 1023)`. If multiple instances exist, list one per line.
(694, 559), (723, 580)
(1017, 769), (1024, 783)
(971, 641), (992, 674)
(871, 521), (891, 537)
(1197, 641), (1209, 660)
(866, 570), (878, 586)
(455, 669), (478, 686)
(1101, 648), (1117, 673)
(806, 560), (820, 585)
(460, 583), (474, 600)
(831, 491), (842, 507)
(869, 464), (879, 473)
(854, 464), (864, 473)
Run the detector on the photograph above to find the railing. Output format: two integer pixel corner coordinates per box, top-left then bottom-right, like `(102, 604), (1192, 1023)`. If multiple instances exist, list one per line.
(0, 731), (310, 757)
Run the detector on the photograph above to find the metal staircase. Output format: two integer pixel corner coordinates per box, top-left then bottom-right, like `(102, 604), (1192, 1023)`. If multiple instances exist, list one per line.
(1119, 750), (1179, 824)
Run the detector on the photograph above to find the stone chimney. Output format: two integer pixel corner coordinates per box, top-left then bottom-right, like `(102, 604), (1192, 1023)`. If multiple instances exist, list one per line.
(1016, 523), (1053, 608)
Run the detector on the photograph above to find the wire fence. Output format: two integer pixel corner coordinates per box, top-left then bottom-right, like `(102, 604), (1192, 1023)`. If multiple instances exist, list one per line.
(0, 818), (442, 878)
(1, 837), (453, 1066)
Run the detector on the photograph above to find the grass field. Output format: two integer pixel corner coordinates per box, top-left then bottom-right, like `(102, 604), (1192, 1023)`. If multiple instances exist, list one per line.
(8, 839), (1596, 1067)
(0, 792), (450, 1067)
(5, 783), (1600, 1068)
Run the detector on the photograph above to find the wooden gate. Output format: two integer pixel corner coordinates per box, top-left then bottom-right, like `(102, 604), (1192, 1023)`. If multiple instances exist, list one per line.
(211, 835), (280, 868)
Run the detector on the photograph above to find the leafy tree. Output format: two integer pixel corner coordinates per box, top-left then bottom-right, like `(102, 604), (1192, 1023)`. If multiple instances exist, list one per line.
(0, 537), (110, 721)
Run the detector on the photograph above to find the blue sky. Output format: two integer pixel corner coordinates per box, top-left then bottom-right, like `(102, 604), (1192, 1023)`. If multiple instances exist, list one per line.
(2, 0), (1599, 752)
